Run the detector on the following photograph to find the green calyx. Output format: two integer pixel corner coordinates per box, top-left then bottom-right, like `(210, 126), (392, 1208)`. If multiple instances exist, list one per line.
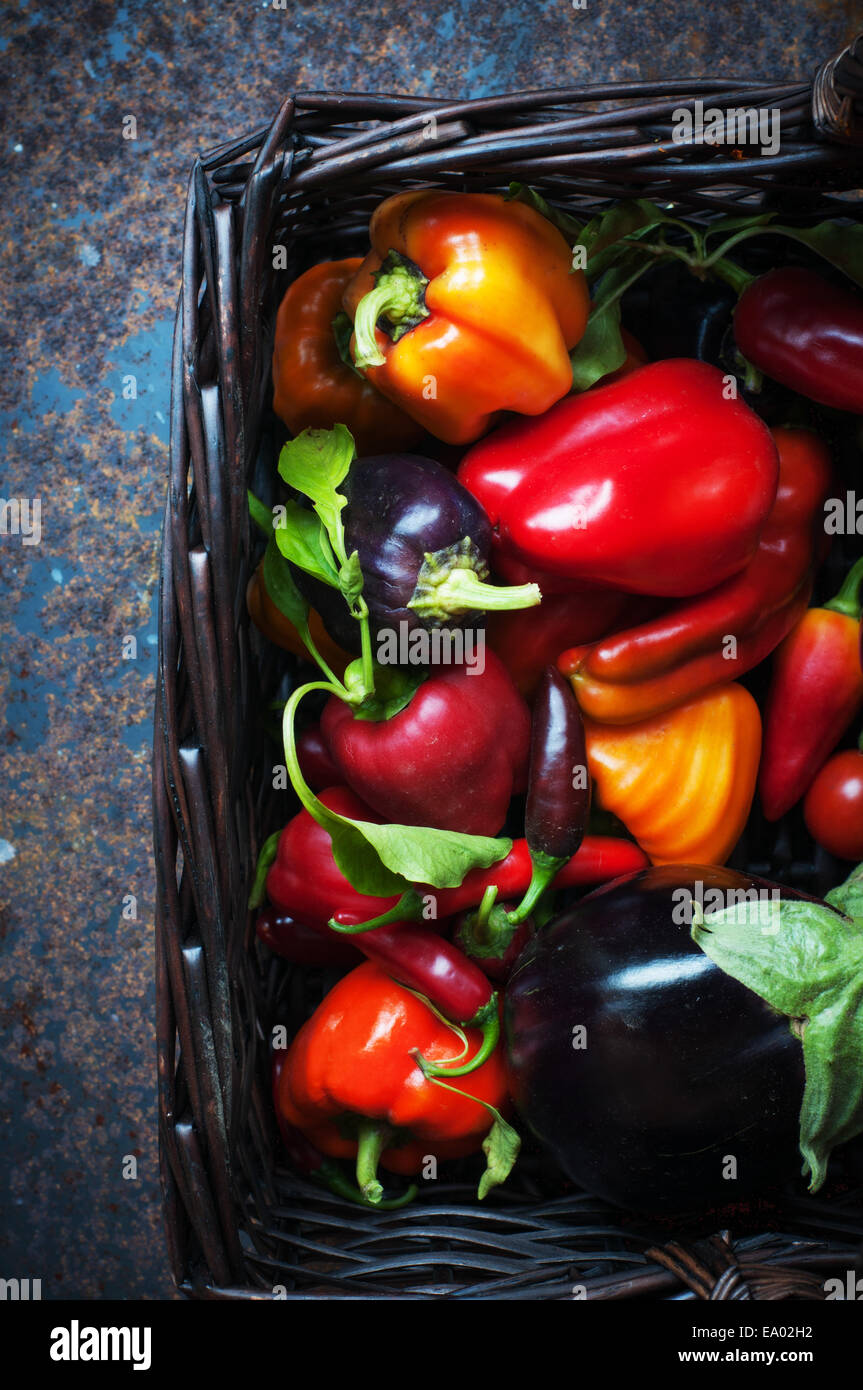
(693, 864), (863, 1193)
(352, 250), (430, 370)
(408, 538), (541, 624)
(824, 556), (863, 621)
(506, 849), (566, 926)
(456, 885), (519, 962)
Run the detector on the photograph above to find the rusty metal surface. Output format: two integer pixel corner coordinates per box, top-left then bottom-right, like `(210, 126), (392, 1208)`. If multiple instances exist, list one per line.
(0, 0), (857, 1301)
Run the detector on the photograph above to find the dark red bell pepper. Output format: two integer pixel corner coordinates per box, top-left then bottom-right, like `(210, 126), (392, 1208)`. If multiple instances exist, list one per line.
(734, 267), (863, 414)
(257, 905), (361, 967)
(458, 359), (779, 598)
(760, 558), (863, 821)
(296, 724), (341, 792)
(320, 650), (530, 835)
(486, 584), (637, 698)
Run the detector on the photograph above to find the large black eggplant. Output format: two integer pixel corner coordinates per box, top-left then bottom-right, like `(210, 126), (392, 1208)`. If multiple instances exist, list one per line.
(294, 453), (538, 654)
(505, 865), (812, 1215)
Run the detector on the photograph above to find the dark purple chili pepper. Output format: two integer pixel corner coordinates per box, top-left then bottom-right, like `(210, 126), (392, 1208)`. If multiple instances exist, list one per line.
(510, 665), (590, 924)
(256, 906), (361, 967)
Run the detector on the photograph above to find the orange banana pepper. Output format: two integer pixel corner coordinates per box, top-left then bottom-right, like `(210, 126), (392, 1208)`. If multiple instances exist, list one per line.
(272, 258), (423, 456)
(584, 684), (761, 866)
(344, 191), (590, 444)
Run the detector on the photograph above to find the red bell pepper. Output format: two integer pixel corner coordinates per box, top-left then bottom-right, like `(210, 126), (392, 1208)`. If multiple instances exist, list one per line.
(734, 267), (863, 414)
(320, 650), (530, 835)
(760, 558), (863, 821)
(276, 961), (516, 1201)
(560, 427), (833, 723)
(296, 723), (341, 792)
(458, 359), (779, 598)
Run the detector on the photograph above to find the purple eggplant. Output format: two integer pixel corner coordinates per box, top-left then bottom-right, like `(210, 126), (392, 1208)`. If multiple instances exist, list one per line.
(295, 453), (539, 654)
(505, 865), (814, 1215)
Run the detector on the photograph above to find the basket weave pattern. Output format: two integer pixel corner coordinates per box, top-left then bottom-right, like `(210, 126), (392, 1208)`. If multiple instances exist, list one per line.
(155, 46), (863, 1298)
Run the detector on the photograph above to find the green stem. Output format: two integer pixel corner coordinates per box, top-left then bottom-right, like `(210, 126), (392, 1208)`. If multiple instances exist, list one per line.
(355, 1121), (393, 1205)
(708, 255), (755, 296)
(356, 599), (375, 698)
(298, 621), (348, 696)
(317, 1160), (418, 1209)
(408, 569), (541, 623)
(352, 252), (429, 370)
(474, 885), (499, 941)
(506, 850), (566, 926)
(413, 997), (500, 1079)
(824, 556), (863, 619)
(328, 888), (424, 934)
(282, 679), (343, 823)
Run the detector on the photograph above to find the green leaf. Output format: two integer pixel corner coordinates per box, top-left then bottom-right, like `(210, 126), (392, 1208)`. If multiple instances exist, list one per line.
(329, 812), (512, 895)
(769, 220), (863, 290)
(478, 1115), (522, 1200)
(702, 212), (776, 242)
(262, 535), (310, 631)
(274, 500), (340, 588)
(277, 425), (355, 561)
(694, 895), (863, 1191)
(825, 862), (863, 922)
(585, 199), (692, 277)
(506, 182), (585, 243)
(570, 297), (627, 392)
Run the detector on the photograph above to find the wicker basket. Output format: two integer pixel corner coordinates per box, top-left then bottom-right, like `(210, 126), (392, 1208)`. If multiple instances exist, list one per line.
(154, 37), (863, 1300)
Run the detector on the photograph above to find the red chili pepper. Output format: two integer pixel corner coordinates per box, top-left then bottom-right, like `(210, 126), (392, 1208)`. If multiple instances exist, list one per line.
(296, 724), (341, 792)
(458, 360), (779, 598)
(320, 650), (530, 834)
(760, 558), (863, 821)
(560, 427), (833, 723)
(734, 267), (863, 414)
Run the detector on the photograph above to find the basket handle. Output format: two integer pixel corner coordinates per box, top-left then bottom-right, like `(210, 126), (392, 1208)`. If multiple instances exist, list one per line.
(813, 31), (863, 144)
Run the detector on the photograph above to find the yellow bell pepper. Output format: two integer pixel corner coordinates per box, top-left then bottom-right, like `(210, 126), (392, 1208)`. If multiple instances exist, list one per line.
(584, 684), (761, 866)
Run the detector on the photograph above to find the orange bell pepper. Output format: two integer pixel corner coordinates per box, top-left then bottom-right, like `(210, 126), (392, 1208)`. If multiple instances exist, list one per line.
(584, 684), (761, 866)
(271, 258), (423, 456)
(276, 962), (513, 1202)
(246, 562), (350, 677)
(344, 191), (590, 445)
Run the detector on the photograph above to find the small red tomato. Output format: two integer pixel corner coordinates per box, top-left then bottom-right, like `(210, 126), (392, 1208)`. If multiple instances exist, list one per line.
(803, 749), (863, 860)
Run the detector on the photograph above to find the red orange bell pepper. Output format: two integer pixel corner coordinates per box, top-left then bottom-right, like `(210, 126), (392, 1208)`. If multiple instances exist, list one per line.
(343, 190), (590, 444)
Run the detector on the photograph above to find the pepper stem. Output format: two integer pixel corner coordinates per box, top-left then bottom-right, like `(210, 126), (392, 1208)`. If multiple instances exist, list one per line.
(355, 1121), (393, 1206)
(328, 888), (424, 934)
(507, 849), (566, 926)
(352, 251), (430, 370)
(409, 567), (541, 622)
(824, 556), (863, 620)
(413, 996), (500, 1079)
